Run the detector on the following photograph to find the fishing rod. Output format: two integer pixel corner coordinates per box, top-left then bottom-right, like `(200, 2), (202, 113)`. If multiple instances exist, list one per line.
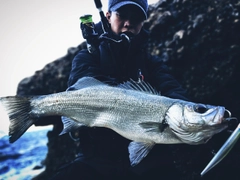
(94, 0), (110, 33)
(201, 121), (240, 176)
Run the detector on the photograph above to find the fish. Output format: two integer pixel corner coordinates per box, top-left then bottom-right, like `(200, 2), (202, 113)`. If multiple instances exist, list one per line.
(0, 76), (230, 166)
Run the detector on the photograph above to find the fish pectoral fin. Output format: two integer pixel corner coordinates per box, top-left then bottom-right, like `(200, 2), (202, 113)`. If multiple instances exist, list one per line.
(60, 116), (85, 135)
(139, 122), (168, 133)
(128, 141), (155, 166)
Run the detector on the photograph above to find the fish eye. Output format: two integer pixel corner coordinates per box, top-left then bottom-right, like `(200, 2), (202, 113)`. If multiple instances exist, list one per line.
(193, 104), (208, 114)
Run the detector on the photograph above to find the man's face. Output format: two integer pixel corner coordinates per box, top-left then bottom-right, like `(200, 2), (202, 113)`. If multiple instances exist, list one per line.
(106, 5), (145, 35)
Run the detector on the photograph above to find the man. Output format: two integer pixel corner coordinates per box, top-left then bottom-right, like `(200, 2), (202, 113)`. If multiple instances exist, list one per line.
(52, 0), (189, 179)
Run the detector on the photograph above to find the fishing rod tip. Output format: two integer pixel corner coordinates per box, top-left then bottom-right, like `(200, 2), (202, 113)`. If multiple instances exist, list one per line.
(200, 168), (208, 176)
(200, 164), (213, 176)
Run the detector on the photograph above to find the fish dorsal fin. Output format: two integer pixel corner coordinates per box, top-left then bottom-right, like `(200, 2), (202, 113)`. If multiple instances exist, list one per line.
(67, 77), (106, 91)
(118, 79), (160, 95)
(128, 141), (155, 166)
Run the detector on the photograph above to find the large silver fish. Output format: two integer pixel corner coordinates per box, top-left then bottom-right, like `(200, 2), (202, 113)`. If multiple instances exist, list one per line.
(0, 77), (229, 166)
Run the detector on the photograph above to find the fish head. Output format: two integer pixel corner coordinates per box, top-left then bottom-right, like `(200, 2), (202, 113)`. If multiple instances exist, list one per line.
(166, 102), (228, 144)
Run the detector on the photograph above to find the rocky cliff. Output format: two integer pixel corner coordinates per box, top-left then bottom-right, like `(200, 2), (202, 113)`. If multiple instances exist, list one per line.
(17, 0), (240, 179)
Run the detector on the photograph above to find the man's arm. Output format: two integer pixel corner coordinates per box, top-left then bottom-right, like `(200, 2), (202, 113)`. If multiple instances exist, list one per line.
(68, 49), (118, 87)
(148, 55), (189, 101)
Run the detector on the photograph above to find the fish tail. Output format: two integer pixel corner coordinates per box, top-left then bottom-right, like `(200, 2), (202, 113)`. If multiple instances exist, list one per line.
(0, 96), (35, 143)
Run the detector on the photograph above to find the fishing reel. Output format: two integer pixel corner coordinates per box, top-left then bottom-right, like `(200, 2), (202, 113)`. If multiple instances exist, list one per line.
(80, 14), (133, 54)
(80, 14), (99, 54)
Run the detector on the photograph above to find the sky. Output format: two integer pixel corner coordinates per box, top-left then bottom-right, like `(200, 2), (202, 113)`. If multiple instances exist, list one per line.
(0, 0), (158, 134)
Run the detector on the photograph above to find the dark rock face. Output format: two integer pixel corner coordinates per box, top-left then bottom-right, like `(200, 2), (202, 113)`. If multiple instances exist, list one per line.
(17, 0), (240, 179)
(146, 0), (240, 104)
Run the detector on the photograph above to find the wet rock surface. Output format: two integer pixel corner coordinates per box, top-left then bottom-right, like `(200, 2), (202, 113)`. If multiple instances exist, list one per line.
(17, 0), (240, 179)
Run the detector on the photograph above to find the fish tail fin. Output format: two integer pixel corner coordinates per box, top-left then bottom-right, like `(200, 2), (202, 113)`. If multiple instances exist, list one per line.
(0, 96), (35, 143)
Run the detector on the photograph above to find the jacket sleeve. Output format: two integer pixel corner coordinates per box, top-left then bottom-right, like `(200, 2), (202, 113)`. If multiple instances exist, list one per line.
(68, 49), (118, 87)
(147, 55), (190, 101)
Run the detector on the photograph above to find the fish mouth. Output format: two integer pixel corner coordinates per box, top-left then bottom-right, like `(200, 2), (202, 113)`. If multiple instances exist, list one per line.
(202, 109), (237, 141)
(210, 107), (232, 125)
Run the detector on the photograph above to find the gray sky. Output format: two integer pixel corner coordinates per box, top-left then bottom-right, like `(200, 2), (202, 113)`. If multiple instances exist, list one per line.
(0, 0), (98, 96)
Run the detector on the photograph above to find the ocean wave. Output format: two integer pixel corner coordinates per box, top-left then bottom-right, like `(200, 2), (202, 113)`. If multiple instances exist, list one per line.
(0, 127), (51, 180)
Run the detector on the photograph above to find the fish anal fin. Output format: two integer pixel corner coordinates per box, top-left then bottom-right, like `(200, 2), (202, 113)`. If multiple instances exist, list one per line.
(60, 116), (85, 135)
(128, 141), (155, 166)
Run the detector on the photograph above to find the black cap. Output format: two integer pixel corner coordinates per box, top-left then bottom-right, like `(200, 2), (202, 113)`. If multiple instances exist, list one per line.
(108, 0), (148, 20)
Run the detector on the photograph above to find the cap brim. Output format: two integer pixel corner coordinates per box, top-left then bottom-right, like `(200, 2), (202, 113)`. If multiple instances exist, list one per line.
(110, 1), (147, 20)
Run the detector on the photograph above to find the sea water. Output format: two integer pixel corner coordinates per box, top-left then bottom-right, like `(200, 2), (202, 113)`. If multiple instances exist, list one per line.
(0, 128), (51, 180)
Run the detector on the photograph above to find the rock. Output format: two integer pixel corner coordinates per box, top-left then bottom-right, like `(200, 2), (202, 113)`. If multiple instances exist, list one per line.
(17, 0), (240, 179)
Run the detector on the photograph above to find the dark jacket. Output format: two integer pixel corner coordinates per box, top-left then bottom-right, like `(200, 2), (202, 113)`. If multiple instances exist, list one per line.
(66, 22), (188, 177)
(69, 22), (187, 100)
